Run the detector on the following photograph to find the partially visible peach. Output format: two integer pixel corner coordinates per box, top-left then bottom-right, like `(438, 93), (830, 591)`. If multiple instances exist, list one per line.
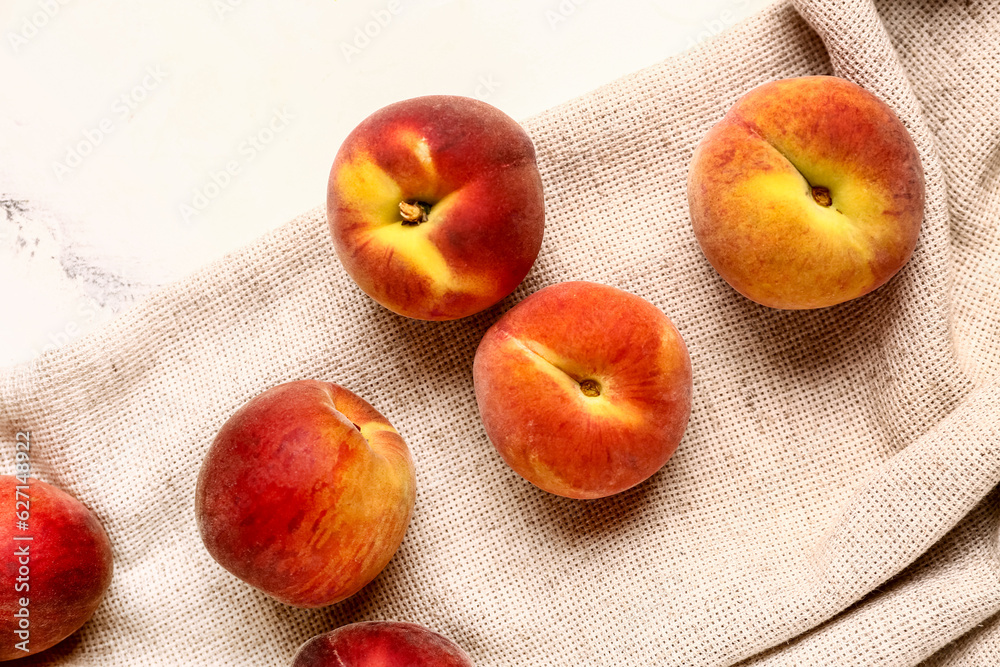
(0, 476), (113, 661)
(292, 621), (473, 667)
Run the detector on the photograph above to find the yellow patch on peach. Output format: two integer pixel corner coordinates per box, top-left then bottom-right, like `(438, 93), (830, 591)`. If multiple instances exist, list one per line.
(362, 193), (494, 299)
(763, 139), (901, 235)
(334, 156), (403, 223)
(735, 172), (874, 251)
(333, 157), (495, 303)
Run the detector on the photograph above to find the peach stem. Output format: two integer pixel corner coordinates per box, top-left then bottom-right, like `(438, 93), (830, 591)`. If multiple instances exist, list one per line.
(399, 200), (430, 226)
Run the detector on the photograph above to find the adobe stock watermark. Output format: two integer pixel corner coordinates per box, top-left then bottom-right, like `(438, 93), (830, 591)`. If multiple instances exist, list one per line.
(51, 65), (168, 182)
(546, 0), (589, 30)
(685, 0), (753, 50)
(213, 0), (248, 20)
(340, 0), (402, 63)
(12, 431), (32, 655)
(472, 75), (501, 103)
(178, 107), (294, 225)
(28, 297), (99, 358)
(7, 0), (72, 54)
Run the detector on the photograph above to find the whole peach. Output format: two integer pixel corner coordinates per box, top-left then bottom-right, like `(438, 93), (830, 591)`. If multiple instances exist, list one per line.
(327, 95), (545, 321)
(473, 281), (692, 499)
(687, 75), (925, 309)
(195, 381), (415, 608)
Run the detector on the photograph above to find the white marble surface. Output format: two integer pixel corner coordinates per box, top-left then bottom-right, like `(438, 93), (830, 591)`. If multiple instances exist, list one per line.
(0, 0), (768, 367)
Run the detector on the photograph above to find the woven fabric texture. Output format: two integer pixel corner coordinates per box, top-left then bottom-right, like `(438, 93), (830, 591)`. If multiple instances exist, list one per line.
(1, 0), (998, 664)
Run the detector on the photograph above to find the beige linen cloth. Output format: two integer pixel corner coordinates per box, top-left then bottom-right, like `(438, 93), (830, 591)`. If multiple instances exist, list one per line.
(2, 0), (999, 664)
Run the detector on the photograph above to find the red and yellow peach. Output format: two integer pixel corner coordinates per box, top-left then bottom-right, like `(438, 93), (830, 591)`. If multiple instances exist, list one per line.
(195, 381), (415, 608)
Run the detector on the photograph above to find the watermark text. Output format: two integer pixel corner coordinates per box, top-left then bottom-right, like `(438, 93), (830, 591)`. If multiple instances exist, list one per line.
(179, 107), (294, 224)
(340, 1), (402, 63)
(51, 66), (168, 181)
(7, 0), (72, 53)
(12, 431), (32, 654)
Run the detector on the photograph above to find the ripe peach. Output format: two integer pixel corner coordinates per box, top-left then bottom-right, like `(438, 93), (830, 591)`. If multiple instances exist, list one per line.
(327, 95), (545, 320)
(0, 476), (113, 661)
(473, 281), (692, 499)
(292, 621), (473, 666)
(195, 381), (415, 608)
(687, 75), (925, 309)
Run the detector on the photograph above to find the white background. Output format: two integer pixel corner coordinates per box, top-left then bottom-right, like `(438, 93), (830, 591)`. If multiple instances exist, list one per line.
(0, 0), (769, 367)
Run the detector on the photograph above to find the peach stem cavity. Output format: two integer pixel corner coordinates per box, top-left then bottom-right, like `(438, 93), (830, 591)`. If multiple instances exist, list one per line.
(811, 185), (833, 207)
(399, 200), (432, 226)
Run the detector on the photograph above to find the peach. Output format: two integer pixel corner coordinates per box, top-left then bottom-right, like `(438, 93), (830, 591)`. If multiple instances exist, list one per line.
(473, 281), (692, 499)
(327, 95), (545, 320)
(194, 380), (415, 608)
(687, 75), (925, 309)
(292, 621), (473, 666)
(0, 475), (113, 661)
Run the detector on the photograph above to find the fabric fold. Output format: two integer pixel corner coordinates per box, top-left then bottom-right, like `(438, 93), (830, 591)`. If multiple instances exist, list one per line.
(742, 456), (1000, 665)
